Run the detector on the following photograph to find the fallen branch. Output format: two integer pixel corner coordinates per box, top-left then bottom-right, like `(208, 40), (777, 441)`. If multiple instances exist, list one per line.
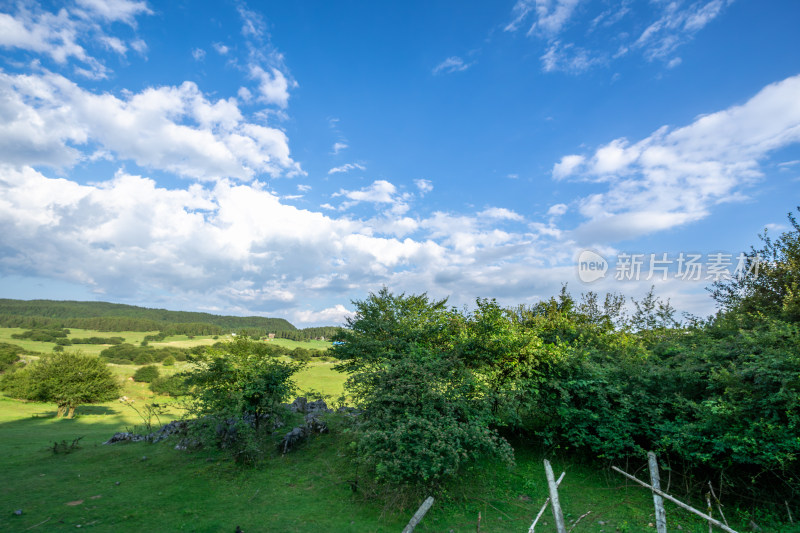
(612, 467), (739, 533)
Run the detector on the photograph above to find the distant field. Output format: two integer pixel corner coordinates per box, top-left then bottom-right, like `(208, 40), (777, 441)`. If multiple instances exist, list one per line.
(0, 327), (344, 397)
(0, 328), (332, 354)
(267, 338), (331, 350)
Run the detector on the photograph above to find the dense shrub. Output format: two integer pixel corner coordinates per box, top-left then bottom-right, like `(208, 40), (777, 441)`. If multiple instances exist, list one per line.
(0, 343), (27, 372)
(162, 355), (176, 366)
(149, 373), (190, 396)
(11, 327), (70, 343)
(133, 365), (160, 383)
(335, 289), (514, 490)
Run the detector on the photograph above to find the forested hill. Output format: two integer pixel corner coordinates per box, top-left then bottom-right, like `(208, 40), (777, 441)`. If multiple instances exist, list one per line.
(0, 299), (296, 334)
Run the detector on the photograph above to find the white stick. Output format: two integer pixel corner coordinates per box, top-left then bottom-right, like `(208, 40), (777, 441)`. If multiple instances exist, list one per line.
(648, 452), (667, 533)
(402, 496), (434, 533)
(544, 459), (567, 533)
(528, 472), (565, 533)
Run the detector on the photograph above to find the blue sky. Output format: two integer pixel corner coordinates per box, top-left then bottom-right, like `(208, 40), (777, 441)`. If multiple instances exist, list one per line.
(1, 0), (799, 326)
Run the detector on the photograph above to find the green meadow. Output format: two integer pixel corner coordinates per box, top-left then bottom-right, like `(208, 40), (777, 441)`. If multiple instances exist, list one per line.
(0, 328), (790, 532)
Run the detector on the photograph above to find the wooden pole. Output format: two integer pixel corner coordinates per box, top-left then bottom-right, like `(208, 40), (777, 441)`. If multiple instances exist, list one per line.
(611, 467), (739, 533)
(544, 459), (567, 533)
(648, 452), (667, 533)
(708, 481), (729, 527)
(401, 496), (434, 533)
(528, 471), (565, 533)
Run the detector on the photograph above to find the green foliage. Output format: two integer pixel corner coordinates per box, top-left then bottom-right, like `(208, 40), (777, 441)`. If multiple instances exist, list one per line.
(11, 327), (70, 343)
(70, 336), (125, 345)
(1, 351), (120, 417)
(149, 373), (190, 396)
(355, 346), (514, 487)
(711, 206), (800, 324)
(337, 289), (513, 490)
(133, 351), (154, 365)
(99, 343), (189, 364)
(185, 337), (303, 462)
(0, 342), (27, 372)
(133, 365), (160, 383)
(162, 355), (175, 366)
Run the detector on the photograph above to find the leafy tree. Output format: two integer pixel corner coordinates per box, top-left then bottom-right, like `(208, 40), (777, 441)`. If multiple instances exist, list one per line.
(335, 289), (513, 490)
(185, 337), (303, 462)
(711, 207), (800, 323)
(2, 352), (120, 417)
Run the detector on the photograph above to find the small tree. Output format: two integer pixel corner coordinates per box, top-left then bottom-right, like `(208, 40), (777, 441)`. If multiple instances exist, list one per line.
(18, 352), (120, 418)
(185, 337), (303, 462)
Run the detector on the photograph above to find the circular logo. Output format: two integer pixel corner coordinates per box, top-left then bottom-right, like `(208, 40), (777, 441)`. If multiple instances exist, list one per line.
(577, 249), (608, 283)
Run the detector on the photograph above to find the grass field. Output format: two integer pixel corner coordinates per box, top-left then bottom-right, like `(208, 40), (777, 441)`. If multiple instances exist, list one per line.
(0, 329), (791, 532)
(2, 391), (759, 533)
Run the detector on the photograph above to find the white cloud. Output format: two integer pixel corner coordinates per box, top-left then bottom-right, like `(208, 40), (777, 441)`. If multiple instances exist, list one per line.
(75, 0), (152, 25)
(328, 163), (365, 175)
(552, 154), (585, 179)
(479, 207), (524, 222)
(293, 304), (353, 326)
(249, 65), (291, 108)
(332, 142), (348, 154)
(297, 184), (311, 192)
(213, 42), (229, 55)
(556, 74), (800, 243)
(0, 70), (302, 180)
(506, 0), (731, 72)
(540, 40), (602, 73)
(0, 1), (152, 77)
(634, 0), (728, 62)
(192, 48), (205, 61)
(433, 56), (472, 75)
(414, 179), (433, 194)
(548, 203), (568, 216)
(334, 180), (397, 205)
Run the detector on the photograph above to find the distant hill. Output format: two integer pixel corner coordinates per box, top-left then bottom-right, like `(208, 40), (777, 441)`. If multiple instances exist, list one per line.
(0, 299), (296, 334)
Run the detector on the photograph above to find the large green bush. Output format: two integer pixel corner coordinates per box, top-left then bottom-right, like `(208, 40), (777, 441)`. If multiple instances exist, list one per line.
(149, 373), (190, 396)
(133, 365), (160, 383)
(334, 289), (514, 490)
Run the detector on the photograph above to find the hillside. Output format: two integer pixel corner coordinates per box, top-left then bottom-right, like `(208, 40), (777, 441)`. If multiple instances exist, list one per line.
(0, 299), (296, 333)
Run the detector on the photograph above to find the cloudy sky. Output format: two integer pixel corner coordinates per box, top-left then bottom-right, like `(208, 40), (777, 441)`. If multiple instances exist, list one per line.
(1, 0), (799, 326)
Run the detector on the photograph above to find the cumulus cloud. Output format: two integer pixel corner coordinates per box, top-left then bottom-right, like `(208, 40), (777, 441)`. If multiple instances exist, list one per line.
(554, 74), (800, 243)
(293, 305), (353, 326)
(249, 65), (292, 108)
(332, 142), (348, 154)
(0, 70), (302, 180)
